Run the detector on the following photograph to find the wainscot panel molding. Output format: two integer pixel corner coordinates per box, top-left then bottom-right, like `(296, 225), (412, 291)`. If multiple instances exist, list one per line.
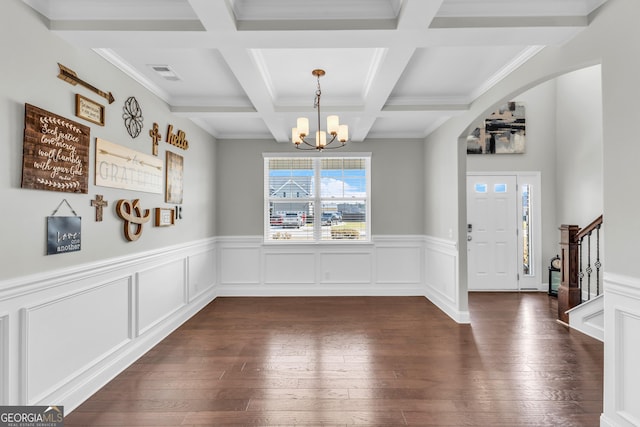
(218, 237), (262, 286)
(21, 277), (132, 404)
(188, 248), (217, 302)
(423, 236), (469, 324)
(0, 238), (216, 412)
(216, 236), (445, 300)
(602, 273), (640, 427)
(136, 259), (187, 336)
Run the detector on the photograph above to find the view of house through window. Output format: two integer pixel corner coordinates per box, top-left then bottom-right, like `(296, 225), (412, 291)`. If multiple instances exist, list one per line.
(264, 155), (370, 242)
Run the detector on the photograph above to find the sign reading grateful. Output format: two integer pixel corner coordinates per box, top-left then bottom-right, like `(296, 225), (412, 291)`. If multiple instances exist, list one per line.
(95, 138), (163, 194)
(21, 104), (90, 193)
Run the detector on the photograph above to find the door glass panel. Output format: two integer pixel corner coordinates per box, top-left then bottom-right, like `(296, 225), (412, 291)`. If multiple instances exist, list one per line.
(474, 183), (487, 193)
(522, 184), (533, 276)
(494, 183), (507, 193)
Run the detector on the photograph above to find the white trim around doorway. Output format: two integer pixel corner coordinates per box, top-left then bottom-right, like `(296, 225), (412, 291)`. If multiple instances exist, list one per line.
(467, 171), (542, 292)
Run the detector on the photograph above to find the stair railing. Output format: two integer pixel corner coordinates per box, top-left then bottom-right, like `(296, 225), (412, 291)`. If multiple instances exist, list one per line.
(557, 215), (603, 323)
(575, 215), (604, 301)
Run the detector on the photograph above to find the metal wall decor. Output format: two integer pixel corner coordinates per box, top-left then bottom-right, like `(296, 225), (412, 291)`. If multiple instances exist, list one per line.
(47, 199), (81, 255)
(122, 96), (144, 138)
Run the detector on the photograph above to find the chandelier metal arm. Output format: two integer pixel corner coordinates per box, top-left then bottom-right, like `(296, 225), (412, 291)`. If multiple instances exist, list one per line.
(295, 133), (343, 150)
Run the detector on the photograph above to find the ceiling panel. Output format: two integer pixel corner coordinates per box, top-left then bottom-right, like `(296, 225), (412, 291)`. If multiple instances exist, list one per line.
(21, 0), (609, 145)
(110, 48), (251, 106)
(390, 46), (528, 103)
(254, 48), (380, 106)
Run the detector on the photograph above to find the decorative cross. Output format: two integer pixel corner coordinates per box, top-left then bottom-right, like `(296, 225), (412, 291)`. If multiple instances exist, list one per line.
(91, 194), (108, 222)
(149, 122), (161, 156)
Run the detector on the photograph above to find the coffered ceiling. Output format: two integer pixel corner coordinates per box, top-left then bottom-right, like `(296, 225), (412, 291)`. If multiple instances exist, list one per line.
(23, 0), (607, 143)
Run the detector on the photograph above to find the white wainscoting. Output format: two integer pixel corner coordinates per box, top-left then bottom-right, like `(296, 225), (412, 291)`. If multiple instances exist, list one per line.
(0, 238), (216, 412)
(21, 277), (132, 404)
(601, 273), (640, 427)
(216, 236), (462, 309)
(216, 236), (432, 296)
(189, 249), (217, 302)
(137, 259), (186, 336)
(423, 236), (469, 324)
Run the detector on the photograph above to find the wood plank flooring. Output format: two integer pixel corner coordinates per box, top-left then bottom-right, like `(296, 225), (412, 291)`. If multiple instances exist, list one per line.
(65, 293), (603, 426)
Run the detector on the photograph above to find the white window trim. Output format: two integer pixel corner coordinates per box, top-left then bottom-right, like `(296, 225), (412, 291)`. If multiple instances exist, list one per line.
(263, 152), (372, 244)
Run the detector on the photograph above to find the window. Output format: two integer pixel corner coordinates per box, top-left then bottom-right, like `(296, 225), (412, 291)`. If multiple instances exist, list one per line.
(264, 154), (371, 242)
(521, 184), (533, 276)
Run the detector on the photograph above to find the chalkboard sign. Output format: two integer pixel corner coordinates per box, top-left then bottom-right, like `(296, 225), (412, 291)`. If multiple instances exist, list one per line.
(22, 104), (90, 193)
(47, 216), (81, 255)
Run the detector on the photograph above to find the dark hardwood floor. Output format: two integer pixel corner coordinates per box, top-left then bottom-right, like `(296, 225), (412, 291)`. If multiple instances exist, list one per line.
(65, 293), (603, 426)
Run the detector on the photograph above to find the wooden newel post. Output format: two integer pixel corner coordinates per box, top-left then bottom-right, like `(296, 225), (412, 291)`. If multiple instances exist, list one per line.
(558, 224), (581, 323)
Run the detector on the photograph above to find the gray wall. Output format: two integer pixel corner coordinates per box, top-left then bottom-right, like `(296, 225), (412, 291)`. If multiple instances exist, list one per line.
(0, 0), (217, 281)
(555, 66), (604, 226)
(215, 139), (425, 236)
(467, 66), (603, 274)
(425, 0), (640, 297)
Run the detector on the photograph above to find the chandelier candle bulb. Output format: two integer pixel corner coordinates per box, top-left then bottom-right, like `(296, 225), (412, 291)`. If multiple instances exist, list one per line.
(327, 115), (339, 134)
(297, 117), (309, 137)
(338, 124), (348, 142)
(292, 128), (302, 144)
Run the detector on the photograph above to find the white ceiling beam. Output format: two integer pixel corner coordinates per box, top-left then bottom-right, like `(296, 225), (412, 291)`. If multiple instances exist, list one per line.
(397, 0), (444, 30)
(349, 0), (444, 141)
(186, 0), (236, 32)
(217, 46), (289, 142)
(48, 21), (588, 49)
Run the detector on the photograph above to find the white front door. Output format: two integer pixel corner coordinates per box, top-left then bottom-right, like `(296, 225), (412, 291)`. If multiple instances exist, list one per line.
(467, 175), (518, 290)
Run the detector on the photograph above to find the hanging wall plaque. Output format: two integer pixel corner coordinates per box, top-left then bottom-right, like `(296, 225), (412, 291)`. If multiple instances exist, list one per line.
(22, 104), (90, 193)
(165, 151), (183, 204)
(47, 199), (81, 255)
(95, 138), (163, 194)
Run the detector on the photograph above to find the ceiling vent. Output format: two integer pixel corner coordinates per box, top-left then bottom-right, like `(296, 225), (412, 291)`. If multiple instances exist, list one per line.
(150, 64), (181, 81)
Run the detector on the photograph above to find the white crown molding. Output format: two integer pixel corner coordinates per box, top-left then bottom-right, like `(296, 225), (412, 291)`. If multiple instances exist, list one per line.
(93, 48), (172, 105)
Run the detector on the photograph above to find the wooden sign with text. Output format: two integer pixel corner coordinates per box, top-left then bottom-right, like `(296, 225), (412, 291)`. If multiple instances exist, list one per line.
(95, 138), (163, 194)
(22, 104), (90, 193)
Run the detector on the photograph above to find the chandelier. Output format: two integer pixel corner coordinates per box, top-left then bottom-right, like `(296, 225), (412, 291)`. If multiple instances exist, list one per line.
(292, 69), (348, 150)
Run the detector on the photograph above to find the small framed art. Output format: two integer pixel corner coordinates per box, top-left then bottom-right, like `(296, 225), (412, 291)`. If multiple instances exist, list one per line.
(75, 94), (105, 126)
(155, 208), (175, 227)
